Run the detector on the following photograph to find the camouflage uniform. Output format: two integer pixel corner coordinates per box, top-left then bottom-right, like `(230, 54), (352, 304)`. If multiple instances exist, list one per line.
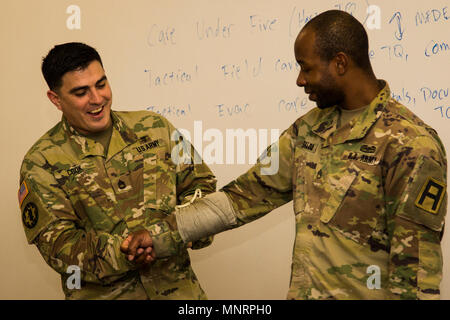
(221, 81), (447, 299)
(18, 110), (216, 299)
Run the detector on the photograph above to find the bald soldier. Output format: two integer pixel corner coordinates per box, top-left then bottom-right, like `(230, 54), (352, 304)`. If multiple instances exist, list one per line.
(123, 10), (447, 299)
(18, 42), (216, 299)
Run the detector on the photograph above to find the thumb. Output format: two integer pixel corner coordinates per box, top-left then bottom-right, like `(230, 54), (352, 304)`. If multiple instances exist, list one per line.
(120, 235), (132, 253)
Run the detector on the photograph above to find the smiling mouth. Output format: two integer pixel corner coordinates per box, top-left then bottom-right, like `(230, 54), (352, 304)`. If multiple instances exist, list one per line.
(87, 106), (104, 116)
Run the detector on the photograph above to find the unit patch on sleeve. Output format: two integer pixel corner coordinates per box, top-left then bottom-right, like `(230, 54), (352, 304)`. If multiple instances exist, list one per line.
(397, 155), (447, 232)
(415, 177), (446, 215)
(22, 202), (39, 229)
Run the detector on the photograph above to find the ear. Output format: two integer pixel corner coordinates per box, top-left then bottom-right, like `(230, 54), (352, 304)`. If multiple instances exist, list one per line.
(47, 90), (62, 111)
(333, 52), (348, 76)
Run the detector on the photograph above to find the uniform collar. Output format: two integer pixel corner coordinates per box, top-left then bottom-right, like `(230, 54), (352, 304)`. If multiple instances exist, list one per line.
(62, 110), (139, 160)
(312, 80), (390, 146)
(107, 111), (139, 160)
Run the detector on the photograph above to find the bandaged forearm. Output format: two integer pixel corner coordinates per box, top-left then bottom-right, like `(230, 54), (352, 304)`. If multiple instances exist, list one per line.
(175, 191), (237, 243)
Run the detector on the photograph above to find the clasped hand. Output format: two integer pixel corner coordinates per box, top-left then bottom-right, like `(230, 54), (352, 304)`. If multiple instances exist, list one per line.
(120, 229), (155, 266)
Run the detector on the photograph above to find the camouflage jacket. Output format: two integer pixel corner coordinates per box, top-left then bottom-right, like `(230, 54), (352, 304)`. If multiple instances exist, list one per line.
(222, 81), (447, 299)
(18, 110), (216, 299)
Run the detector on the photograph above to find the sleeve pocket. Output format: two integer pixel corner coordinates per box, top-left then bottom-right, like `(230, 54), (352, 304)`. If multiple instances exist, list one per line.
(397, 155), (447, 232)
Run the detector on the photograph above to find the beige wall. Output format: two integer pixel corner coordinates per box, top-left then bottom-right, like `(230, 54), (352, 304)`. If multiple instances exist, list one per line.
(1, 0), (449, 299)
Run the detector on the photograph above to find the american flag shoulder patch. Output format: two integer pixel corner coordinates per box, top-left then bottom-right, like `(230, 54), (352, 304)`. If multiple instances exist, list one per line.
(18, 181), (29, 207)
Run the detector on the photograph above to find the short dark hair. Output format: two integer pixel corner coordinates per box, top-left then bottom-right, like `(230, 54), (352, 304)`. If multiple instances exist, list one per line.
(42, 42), (103, 91)
(303, 10), (371, 71)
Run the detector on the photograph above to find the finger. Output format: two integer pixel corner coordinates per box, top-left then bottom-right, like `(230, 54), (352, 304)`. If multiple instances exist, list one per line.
(134, 253), (145, 264)
(134, 248), (145, 260)
(127, 236), (143, 259)
(143, 250), (155, 264)
(135, 252), (152, 265)
(139, 231), (153, 248)
(135, 243), (151, 258)
(145, 254), (154, 263)
(120, 235), (132, 253)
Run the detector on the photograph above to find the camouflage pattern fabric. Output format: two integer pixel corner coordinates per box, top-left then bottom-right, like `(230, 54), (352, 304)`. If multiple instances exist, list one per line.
(222, 81), (447, 299)
(18, 110), (216, 300)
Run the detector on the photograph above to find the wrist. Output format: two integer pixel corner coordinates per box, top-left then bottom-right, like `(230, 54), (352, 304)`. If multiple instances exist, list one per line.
(146, 220), (185, 258)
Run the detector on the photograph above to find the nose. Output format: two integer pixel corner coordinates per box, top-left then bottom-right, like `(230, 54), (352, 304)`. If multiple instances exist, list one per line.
(296, 71), (306, 87)
(89, 88), (103, 105)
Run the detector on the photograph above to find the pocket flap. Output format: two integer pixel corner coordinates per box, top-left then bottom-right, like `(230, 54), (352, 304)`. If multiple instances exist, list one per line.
(320, 162), (360, 223)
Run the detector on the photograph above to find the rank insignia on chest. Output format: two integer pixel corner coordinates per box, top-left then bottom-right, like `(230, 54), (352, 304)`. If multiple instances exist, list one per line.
(415, 177), (446, 214)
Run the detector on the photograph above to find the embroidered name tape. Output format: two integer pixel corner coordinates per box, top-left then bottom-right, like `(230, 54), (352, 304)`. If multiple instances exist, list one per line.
(301, 140), (318, 153)
(342, 151), (380, 165)
(135, 139), (161, 154)
(66, 165), (82, 176)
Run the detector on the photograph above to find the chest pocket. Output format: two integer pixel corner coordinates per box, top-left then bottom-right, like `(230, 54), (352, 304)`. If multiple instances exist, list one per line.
(320, 162), (360, 223)
(319, 160), (386, 247)
(142, 139), (176, 215)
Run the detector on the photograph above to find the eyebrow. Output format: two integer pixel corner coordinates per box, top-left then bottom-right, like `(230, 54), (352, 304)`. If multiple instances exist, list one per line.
(69, 75), (107, 94)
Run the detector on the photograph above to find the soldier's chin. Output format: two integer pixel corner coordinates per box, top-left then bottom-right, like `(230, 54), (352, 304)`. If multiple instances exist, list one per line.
(316, 100), (334, 109)
(87, 120), (111, 133)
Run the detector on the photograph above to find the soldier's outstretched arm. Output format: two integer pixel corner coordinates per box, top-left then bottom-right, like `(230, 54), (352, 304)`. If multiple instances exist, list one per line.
(384, 135), (447, 299)
(119, 117), (218, 259)
(166, 118), (217, 250)
(19, 155), (144, 285)
(172, 123), (297, 245)
(127, 122), (296, 257)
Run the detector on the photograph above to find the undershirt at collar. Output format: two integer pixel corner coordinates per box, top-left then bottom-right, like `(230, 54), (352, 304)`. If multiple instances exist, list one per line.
(84, 124), (113, 156)
(337, 104), (369, 129)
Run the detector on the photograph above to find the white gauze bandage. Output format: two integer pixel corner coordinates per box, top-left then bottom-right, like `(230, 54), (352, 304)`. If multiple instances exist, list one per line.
(175, 191), (237, 243)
